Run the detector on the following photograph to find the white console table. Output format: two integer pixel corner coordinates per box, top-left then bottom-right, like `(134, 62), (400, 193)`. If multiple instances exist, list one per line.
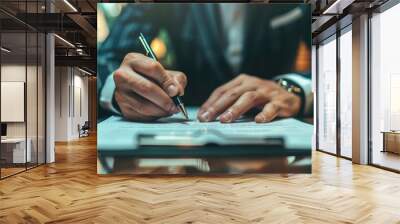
(1, 138), (32, 163)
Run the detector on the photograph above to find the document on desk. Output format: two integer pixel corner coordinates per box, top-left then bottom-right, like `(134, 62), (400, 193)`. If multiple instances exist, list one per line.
(98, 107), (313, 151)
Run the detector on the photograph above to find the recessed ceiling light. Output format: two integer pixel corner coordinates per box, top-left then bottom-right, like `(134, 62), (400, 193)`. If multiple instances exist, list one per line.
(78, 67), (93, 76)
(54, 34), (75, 48)
(63, 0), (78, 12)
(322, 0), (353, 15)
(1, 47), (11, 53)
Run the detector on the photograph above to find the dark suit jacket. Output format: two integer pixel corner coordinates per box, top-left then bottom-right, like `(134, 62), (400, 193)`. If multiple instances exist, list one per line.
(98, 3), (311, 118)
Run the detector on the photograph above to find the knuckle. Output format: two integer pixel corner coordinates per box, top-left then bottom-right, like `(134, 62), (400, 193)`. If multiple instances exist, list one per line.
(137, 80), (154, 94)
(238, 73), (247, 78)
(213, 87), (225, 96)
(135, 103), (165, 116)
(228, 106), (238, 115)
(125, 53), (135, 59)
(177, 72), (187, 84)
(244, 91), (258, 100)
(253, 77), (263, 83)
(113, 69), (125, 85)
(148, 60), (163, 72)
(131, 99), (144, 111)
(228, 89), (240, 99)
(270, 102), (281, 112)
(175, 71), (185, 78)
(119, 104), (132, 118)
(124, 52), (139, 62)
(114, 91), (122, 103)
(122, 54), (131, 62)
(258, 88), (270, 96)
(135, 105), (150, 115)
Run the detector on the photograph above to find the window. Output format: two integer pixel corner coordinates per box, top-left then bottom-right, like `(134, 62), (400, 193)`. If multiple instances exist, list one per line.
(370, 3), (400, 171)
(316, 26), (353, 159)
(339, 27), (352, 158)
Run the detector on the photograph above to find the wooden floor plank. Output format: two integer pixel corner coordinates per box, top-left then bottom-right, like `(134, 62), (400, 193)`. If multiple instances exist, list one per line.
(0, 135), (400, 224)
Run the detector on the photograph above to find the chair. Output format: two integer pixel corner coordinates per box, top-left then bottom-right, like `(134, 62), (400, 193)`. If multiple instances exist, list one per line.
(78, 121), (90, 138)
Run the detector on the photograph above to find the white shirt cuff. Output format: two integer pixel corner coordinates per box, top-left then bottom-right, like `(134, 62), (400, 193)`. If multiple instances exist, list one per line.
(99, 73), (121, 115)
(274, 73), (313, 116)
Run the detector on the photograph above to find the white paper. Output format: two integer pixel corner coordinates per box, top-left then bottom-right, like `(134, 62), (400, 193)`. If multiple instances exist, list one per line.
(98, 107), (313, 150)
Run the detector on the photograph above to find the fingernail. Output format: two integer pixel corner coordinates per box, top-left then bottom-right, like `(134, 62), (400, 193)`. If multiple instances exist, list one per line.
(221, 111), (233, 123)
(167, 85), (178, 96)
(255, 114), (266, 123)
(200, 111), (210, 122)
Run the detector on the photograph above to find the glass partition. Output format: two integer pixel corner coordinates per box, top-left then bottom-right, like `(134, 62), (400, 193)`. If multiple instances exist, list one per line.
(1, 30), (28, 177)
(0, 0), (46, 179)
(317, 35), (337, 154)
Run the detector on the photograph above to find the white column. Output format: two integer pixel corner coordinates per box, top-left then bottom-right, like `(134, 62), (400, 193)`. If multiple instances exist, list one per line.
(46, 32), (55, 163)
(311, 45), (317, 151)
(352, 14), (369, 164)
(45, 0), (56, 163)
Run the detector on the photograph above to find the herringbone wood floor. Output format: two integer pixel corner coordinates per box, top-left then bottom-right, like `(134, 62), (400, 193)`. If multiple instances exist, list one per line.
(1, 135), (400, 224)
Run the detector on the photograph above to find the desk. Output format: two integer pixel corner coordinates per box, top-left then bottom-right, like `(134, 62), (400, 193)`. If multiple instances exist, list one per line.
(382, 131), (400, 154)
(1, 138), (31, 164)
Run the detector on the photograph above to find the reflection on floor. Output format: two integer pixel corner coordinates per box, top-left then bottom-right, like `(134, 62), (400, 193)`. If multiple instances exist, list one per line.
(0, 135), (400, 223)
(372, 150), (400, 171)
(0, 167), (25, 178)
(0, 163), (43, 179)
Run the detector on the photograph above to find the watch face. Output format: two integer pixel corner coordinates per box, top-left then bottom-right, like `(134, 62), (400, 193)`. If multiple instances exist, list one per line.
(278, 79), (302, 94)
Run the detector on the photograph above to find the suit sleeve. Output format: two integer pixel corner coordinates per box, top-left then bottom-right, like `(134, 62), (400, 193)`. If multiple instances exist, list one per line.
(97, 6), (160, 118)
(272, 6), (313, 117)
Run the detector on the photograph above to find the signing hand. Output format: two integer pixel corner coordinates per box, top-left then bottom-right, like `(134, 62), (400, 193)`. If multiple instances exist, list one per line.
(197, 74), (301, 123)
(114, 53), (187, 121)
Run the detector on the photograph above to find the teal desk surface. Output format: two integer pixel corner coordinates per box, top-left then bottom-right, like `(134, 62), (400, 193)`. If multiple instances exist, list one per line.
(97, 107), (312, 157)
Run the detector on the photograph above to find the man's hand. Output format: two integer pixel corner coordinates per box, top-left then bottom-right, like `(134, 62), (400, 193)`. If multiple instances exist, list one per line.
(114, 53), (187, 121)
(197, 74), (301, 123)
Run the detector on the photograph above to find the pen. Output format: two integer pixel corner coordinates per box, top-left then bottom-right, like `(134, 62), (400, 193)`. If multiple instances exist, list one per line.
(138, 33), (189, 120)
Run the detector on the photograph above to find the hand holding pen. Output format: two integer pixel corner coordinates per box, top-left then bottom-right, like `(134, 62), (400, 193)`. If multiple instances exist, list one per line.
(138, 33), (188, 119)
(112, 34), (188, 121)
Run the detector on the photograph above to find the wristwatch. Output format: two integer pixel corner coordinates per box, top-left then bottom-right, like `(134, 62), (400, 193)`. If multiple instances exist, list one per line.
(276, 78), (305, 116)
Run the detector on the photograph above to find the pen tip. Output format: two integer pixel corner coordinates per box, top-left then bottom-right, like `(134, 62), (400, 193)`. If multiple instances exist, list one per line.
(182, 107), (189, 120)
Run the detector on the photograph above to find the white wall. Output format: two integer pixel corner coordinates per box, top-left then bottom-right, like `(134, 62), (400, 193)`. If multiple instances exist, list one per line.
(54, 67), (89, 141)
(55, 67), (69, 141)
(1, 64), (36, 138)
(1, 65), (26, 137)
(1, 63), (46, 163)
